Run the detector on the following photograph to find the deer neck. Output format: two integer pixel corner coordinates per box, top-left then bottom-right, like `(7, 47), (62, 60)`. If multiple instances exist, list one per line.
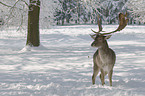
(98, 40), (110, 53)
(97, 40), (110, 64)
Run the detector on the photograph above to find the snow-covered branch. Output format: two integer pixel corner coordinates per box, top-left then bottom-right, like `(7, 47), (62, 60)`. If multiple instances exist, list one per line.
(0, 1), (13, 8)
(127, 0), (145, 22)
(0, 0), (62, 29)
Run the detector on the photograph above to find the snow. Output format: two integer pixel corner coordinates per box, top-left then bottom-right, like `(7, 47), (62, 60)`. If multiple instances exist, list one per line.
(0, 25), (145, 96)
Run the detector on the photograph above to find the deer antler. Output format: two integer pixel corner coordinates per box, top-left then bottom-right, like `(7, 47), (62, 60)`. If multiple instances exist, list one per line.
(97, 14), (103, 32)
(91, 14), (103, 34)
(90, 13), (128, 39)
(101, 13), (128, 35)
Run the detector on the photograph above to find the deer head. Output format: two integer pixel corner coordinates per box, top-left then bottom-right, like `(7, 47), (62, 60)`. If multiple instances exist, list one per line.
(91, 34), (111, 48)
(90, 13), (128, 48)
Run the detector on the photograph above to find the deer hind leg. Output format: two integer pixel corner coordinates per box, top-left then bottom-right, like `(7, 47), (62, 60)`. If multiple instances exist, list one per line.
(92, 64), (99, 85)
(100, 69), (106, 85)
(108, 69), (113, 86)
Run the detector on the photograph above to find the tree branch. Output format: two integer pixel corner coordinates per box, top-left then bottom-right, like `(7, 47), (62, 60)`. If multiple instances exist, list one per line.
(17, 14), (24, 32)
(0, 1), (13, 7)
(3, 0), (28, 28)
(22, 0), (29, 7)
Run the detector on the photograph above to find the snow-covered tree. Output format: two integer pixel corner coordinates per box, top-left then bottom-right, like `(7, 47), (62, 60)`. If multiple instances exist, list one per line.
(76, 0), (128, 24)
(81, 0), (102, 24)
(54, 0), (76, 25)
(27, 0), (61, 46)
(0, 0), (61, 28)
(26, 0), (40, 46)
(126, 0), (145, 23)
(40, 0), (62, 28)
(54, 0), (84, 25)
(100, 0), (128, 24)
(71, 0), (86, 24)
(0, 0), (28, 28)
(0, 0), (61, 47)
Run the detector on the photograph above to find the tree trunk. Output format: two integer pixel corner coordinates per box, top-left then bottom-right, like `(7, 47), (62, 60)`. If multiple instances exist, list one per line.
(26, 0), (40, 47)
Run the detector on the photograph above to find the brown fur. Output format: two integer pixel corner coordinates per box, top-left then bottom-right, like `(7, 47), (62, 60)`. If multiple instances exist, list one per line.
(91, 35), (116, 86)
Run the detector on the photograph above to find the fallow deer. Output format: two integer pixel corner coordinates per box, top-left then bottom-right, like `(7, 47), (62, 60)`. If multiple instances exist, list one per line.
(90, 13), (128, 86)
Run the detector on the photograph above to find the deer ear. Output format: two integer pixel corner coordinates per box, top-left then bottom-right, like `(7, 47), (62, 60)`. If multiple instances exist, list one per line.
(90, 34), (96, 40)
(104, 35), (112, 40)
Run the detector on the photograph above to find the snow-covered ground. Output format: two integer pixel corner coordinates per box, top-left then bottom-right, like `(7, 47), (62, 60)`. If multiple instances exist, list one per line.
(0, 25), (145, 96)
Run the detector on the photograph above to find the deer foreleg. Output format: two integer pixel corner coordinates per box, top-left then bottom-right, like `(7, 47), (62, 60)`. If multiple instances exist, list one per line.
(100, 69), (105, 85)
(92, 64), (99, 85)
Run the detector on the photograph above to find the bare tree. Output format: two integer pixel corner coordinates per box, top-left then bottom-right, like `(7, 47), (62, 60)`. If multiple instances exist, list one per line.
(0, 0), (28, 29)
(0, 0), (40, 47)
(0, 0), (62, 48)
(26, 0), (40, 47)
